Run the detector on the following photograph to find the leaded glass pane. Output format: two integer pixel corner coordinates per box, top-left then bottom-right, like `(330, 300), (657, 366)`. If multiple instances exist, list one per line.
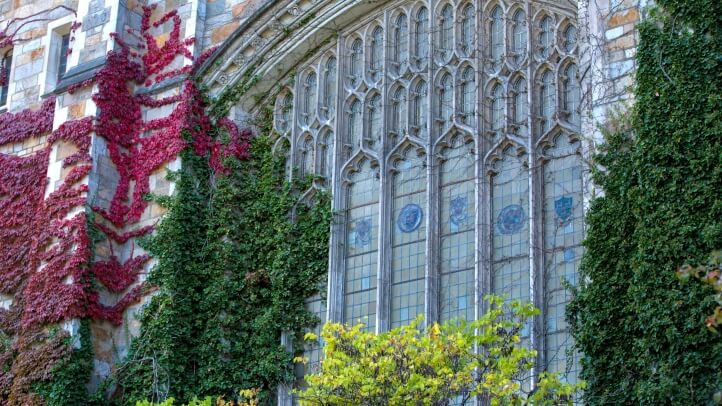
(513, 77), (528, 136)
(345, 159), (379, 331)
(414, 7), (429, 66)
(440, 135), (475, 322)
(319, 131), (334, 181)
(564, 64), (581, 128)
(439, 73), (453, 128)
(540, 16), (554, 59)
(348, 99), (362, 148)
(540, 70), (555, 133)
(301, 136), (314, 177)
(543, 134), (582, 384)
(391, 149), (427, 328)
(392, 87), (407, 136)
(277, 93), (293, 134)
(460, 4), (475, 56)
(368, 93), (382, 145)
(412, 80), (428, 138)
(461, 67), (475, 125)
(439, 4), (454, 59)
(512, 10), (527, 65)
(394, 14), (409, 70)
(490, 6), (504, 66)
(323, 57), (336, 117)
(302, 72), (317, 125)
(490, 83), (504, 135)
(370, 27), (384, 81)
(350, 39), (363, 87)
(564, 25), (577, 53)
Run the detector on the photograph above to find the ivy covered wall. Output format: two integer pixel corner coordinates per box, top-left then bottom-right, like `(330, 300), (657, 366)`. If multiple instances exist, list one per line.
(569, 0), (722, 403)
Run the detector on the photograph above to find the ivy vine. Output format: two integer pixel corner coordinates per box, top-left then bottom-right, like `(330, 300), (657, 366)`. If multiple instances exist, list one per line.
(113, 106), (331, 405)
(568, 1), (722, 404)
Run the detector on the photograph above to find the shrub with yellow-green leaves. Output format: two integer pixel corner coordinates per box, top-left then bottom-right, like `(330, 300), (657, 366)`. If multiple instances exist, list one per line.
(297, 296), (583, 406)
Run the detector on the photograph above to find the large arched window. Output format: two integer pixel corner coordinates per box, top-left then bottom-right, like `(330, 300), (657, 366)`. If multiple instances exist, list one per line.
(540, 70), (555, 133)
(460, 67), (475, 125)
(344, 158), (379, 331)
(369, 26), (384, 82)
(563, 63), (581, 127)
(302, 72), (317, 125)
(273, 1), (582, 387)
(460, 4), (475, 56)
(413, 7), (429, 66)
(438, 4), (454, 59)
(489, 6), (504, 66)
(512, 9), (527, 65)
(438, 72), (453, 128)
(393, 14), (409, 70)
(322, 57), (336, 117)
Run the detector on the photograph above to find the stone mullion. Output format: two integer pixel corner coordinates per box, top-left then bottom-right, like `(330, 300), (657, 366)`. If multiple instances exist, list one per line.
(422, 0), (438, 328)
(327, 38), (346, 324)
(525, 0), (545, 389)
(376, 10), (392, 334)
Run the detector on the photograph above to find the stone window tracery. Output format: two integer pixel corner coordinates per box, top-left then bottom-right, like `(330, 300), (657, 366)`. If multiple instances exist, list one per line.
(274, 0), (582, 386)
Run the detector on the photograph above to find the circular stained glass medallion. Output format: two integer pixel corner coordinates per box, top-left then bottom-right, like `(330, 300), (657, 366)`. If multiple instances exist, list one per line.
(496, 204), (526, 234)
(397, 203), (423, 233)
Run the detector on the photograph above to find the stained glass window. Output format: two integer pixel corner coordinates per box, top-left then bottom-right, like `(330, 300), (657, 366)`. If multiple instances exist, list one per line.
(302, 72), (317, 125)
(319, 130), (334, 181)
(540, 70), (555, 133)
(543, 133), (583, 383)
(391, 86), (407, 136)
(344, 159), (379, 331)
(440, 134), (475, 322)
(300, 135), (314, 178)
(564, 24), (577, 53)
(368, 93), (382, 145)
(322, 57), (336, 117)
(438, 73), (453, 128)
(490, 83), (504, 136)
(412, 80), (428, 138)
(350, 38), (363, 87)
(513, 77), (528, 136)
(391, 147), (427, 328)
(348, 98), (362, 149)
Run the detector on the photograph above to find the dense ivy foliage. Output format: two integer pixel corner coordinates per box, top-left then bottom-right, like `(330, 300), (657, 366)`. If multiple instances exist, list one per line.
(113, 110), (331, 405)
(568, 1), (722, 404)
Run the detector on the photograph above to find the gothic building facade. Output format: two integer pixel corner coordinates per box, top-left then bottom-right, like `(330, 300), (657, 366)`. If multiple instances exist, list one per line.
(0, 0), (642, 401)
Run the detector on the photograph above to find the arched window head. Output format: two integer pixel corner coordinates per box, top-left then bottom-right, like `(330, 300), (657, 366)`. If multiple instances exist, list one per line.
(277, 93), (293, 133)
(540, 70), (555, 132)
(512, 77), (528, 135)
(348, 99), (362, 147)
(394, 14), (409, 69)
(412, 80), (428, 137)
(460, 4), (475, 56)
(439, 4), (454, 59)
(564, 24), (577, 53)
(563, 64), (581, 127)
(301, 136), (314, 178)
(438, 73), (453, 126)
(392, 87), (407, 135)
(323, 57), (337, 116)
(319, 131), (334, 181)
(460, 67), (476, 125)
(370, 27), (384, 81)
(512, 10), (527, 65)
(490, 6), (504, 65)
(539, 16), (554, 58)
(368, 94), (383, 144)
(414, 7), (429, 66)
(350, 39), (363, 87)
(490, 83), (504, 134)
(302, 72), (317, 125)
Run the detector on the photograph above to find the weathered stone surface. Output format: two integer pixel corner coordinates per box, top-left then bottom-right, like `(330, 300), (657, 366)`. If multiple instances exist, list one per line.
(211, 21), (239, 44)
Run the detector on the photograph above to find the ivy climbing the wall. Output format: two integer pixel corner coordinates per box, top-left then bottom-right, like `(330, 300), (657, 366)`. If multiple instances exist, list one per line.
(113, 106), (331, 405)
(568, 0), (722, 404)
